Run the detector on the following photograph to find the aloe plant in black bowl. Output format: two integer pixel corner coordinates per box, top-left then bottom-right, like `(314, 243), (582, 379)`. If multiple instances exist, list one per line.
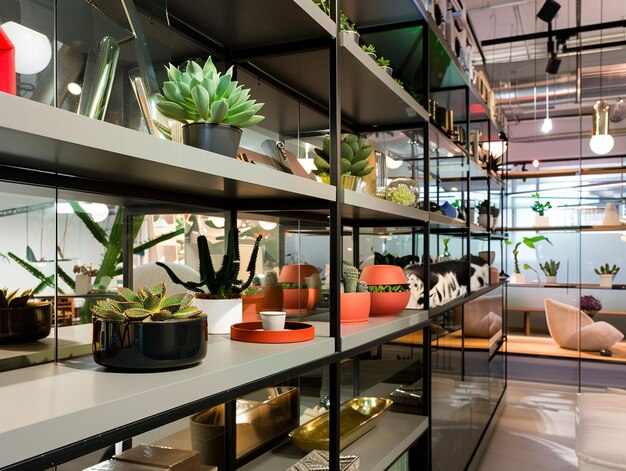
(0, 288), (52, 344)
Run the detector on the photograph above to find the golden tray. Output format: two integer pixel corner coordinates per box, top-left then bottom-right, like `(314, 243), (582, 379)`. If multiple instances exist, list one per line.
(289, 396), (393, 454)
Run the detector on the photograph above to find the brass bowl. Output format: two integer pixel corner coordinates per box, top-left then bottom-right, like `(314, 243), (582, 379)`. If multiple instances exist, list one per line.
(289, 397), (393, 453)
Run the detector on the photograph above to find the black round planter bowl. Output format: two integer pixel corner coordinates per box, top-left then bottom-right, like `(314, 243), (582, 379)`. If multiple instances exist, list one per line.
(92, 316), (208, 371)
(0, 302), (52, 344)
(182, 122), (243, 158)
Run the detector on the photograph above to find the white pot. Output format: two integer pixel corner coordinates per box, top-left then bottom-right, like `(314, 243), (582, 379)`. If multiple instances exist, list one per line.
(381, 66), (393, 76)
(478, 214), (493, 229)
(599, 274), (614, 288)
(341, 30), (360, 44)
(75, 274), (93, 295)
(511, 273), (525, 283)
(534, 215), (549, 227)
(260, 311), (286, 331)
(546, 276), (557, 284)
(194, 297), (242, 335)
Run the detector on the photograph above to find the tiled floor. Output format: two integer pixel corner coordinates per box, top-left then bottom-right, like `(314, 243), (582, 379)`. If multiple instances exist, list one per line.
(478, 380), (579, 471)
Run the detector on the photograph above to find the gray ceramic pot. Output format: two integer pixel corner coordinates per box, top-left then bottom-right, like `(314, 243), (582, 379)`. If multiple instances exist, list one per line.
(182, 122), (243, 157)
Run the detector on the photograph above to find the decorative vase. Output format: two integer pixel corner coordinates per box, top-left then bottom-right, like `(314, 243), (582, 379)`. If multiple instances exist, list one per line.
(534, 215), (549, 227)
(359, 265), (410, 316)
(511, 273), (525, 283)
(599, 274), (613, 288)
(478, 213), (493, 229)
(341, 174), (359, 191)
(182, 122), (243, 157)
(385, 178), (420, 207)
(602, 203), (621, 225)
(546, 276), (557, 284)
(242, 293), (264, 322)
(194, 297), (242, 335)
(340, 292), (371, 324)
(0, 302), (52, 344)
(74, 274), (93, 295)
(92, 316), (208, 370)
(260, 311), (286, 330)
(478, 251), (496, 265)
(279, 264), (321, 315)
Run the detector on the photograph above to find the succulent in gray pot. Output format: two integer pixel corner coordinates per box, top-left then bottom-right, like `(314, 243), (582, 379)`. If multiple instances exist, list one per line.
(91, 283), (207, 371)
(156, 57), (265, 157)
(0, 288), (51, 344)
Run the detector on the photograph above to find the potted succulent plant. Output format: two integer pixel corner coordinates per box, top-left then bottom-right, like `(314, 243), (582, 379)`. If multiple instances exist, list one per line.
(312, 134), (374, 190)
(0, 288), (51, 344)
(278, 264), (321, 315)
(580, 295), (602, 317)
(359, 265), (410, 316)
(155, 56), (265, 157)
(376, 56), (393, 76)
(340, 265), (370, 324)
(477, 200), (500, 229)
(91, 283), (207, 370)
(361, 43), (377, 61)
(531, 192), (552, 226)
(506, 236), (552, 283)
(242, 286), (264, 323)
(314, 0), (359, 43)
(157, 229), (262, 334)
(539, 259), (560, 284)
(594, 263), (619, 288)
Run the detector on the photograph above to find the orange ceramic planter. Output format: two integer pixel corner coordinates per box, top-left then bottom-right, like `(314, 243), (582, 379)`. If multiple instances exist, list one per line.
(278, 264), (318, 283)
(360, 265), (410, 316)
(257, 285), (283, 310)
(340, 292), (371, 324)
(282, 288), (321, 316)
(242, 293), (264, 322)
(360, 265), (408, 285)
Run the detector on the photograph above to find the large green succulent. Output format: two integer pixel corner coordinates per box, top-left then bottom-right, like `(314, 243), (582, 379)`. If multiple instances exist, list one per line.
(0, 288), (33, 309)
(91, 282), (204, 322)
(313, 134), (374, 177)
(155, 57), (264, 128)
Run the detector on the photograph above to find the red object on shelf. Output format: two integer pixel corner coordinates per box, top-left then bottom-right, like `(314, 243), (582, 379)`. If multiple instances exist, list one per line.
(242, 293), (264, 322)
(0, 26), (16, 95)
(359, 265), (410, 316)
(230, 321), (315, 343)
(340, 292), (371, 324)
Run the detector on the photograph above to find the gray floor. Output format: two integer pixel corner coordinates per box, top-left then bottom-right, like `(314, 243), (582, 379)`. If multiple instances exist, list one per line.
(478, 380), (579, 471)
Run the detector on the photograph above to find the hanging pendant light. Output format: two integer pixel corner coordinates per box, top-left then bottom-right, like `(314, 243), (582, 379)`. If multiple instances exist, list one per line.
(541, 78), (552, 133)
(590, 99), (614, 154)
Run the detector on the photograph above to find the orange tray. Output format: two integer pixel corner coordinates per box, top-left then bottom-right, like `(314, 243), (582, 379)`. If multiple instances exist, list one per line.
(230, 321), (315, 343)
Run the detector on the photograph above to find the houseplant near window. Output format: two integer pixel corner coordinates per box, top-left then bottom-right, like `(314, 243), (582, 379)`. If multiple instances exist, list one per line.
(540, 259), (560, 284)
(278, 264), (321, 315)
(594, 263), (619, 288)
(477, 200), (500, 229)
(155, 57), (264, 157)
(91, 283), (207, 370)
(0, 288), (51, 344)
(312, 134), (374, 190)
(531, 192), (552, 226)
(340, 266), (370, 324)
(157, 229), (262, 334)
(506, 236), (552, 283)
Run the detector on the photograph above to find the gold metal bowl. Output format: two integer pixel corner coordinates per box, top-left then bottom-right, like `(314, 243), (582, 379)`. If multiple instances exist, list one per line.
(289, 396), (393, 453)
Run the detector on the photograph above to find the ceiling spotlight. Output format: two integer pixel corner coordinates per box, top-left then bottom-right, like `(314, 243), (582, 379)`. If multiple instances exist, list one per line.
(537, 0), (561, 23)
(546, 53), (561, 74)
(67, 82), (82, 95)
(532, 159), (540, 168)
(498, 131), (507, 141)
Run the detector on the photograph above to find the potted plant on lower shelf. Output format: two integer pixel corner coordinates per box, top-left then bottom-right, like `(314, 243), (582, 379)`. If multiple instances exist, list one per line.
(531, 192), (552, 226)
(506, 236), (552, 283)
(540, 259), (560, 284)
(242, 286), (264, 323)
(377, 56), (393, 76)
(91, 283), (207, 370)
(340, 266), (370, 324)
(0, 288), (51, 344)
(361, 43), (377, 61)
(254, 270), (283, 310)
(359, 265), (410, 316)
(477, 200), (500, 229)
(157, 229), (262, 334)
(155, 56), (265, 157)
(278, 264), (321, 315)
(595, 263), (619, 288)
(312, 133), (374, 190)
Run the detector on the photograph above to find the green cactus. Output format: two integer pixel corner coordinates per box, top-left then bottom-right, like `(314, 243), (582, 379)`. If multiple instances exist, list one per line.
(157, 229), (262, 298)
(90, 283), (203, 322)
(312, 133), (374, 178)
(263, 271), (278, 286)
(356, 281), (368, 293)
(594, 263), (620, 277)
(0, 288), (33, 309)
(539, 259), (560, 277)
(343, 265), (360, 293)
(155, 56), (264, 128)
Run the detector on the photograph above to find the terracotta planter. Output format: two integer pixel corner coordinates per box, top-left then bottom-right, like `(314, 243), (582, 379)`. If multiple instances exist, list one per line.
(282, 288), (321, 315)
(359, 265), (410, 316)
(340, 292), (371, 324)
(194, 297), (242, 335)
(278, 264), (319, 284)
(242, 293), (264, 322)
(0, 302), (52, 344)
(256, 285), (283, 310)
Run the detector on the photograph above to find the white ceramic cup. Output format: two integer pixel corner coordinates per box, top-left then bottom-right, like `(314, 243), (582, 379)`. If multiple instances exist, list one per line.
(260, 311), (286, 331)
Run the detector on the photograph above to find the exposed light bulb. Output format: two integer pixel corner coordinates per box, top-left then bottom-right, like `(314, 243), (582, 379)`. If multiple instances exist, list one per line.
(259, 221), (277, 231)
(385, 155), (403, 169)
(532, 159), (540, 168)
(589, 134), (614, 155)
(541, 117), (552, 133)
(67, 82), (82, 95)
(590, 100), (614, 155)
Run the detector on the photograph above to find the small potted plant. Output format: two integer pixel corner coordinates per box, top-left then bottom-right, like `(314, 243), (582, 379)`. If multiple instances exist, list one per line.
(477, 200), (500, 229)
(531, 192), (552, 226)
(91, 283), (207, 370)
(156, 56), (265, 157)
(340, 265), (370, 324)
(506, 236), (552, 283)
(0, 288), (51, 344)
(313, 0), (359, 43)
(594, 263), (619, 288)
(359, 265), (410, 316)
(242, 286), (264, 323)
(278, 264), (321, 315)
(361, 43), (377, 61)
(580, 295), (602, 317)
(377, 56), (393, 76)
(73, 264), (98, 295)
(312, 133), (374, 190)
(157, 229), (262, 334)
(539, 259), (560, 284)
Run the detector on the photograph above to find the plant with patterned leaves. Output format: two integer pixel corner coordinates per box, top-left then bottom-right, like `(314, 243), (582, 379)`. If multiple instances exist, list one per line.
(312, 133), (374, 178)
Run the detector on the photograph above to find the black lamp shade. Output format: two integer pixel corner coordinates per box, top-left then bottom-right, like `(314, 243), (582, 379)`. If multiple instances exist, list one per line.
(546, 53), (561, 74)
(537, 0), (561, 22)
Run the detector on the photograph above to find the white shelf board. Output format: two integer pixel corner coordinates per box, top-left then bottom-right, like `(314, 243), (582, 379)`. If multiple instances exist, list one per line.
(342, 190), (429, 224)
(0, 334), (334, 468)
(0, 94), (335, 206)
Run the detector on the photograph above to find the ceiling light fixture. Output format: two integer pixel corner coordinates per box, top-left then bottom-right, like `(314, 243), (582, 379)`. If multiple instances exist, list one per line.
(259, 220), (278, 231)
(532, 159), (540, 168)
(541, 77), (552, 133)
(67, 82), (82, 95)
(537, 0), (561, 22)
(537, 1), (562, 74)
(385, 154), (403, 170)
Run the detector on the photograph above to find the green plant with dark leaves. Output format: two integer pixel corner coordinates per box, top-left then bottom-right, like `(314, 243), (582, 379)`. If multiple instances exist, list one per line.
(155, 57), (264, 128)
(476, 200), (500, 217)
(505, 236), (552, 274)
(367, 284), (409, 293)
(361, 44), (376, 54)
(376, 56), (391, 68)
(540, 259), (560, 277)
(158, 229), (262, 298)
(531, 192), (552, 216)
(91, 282), (203, 322)
(0, 288), (33, 309)
(594, 263), (620, 277)
(312, 133), (374, 178)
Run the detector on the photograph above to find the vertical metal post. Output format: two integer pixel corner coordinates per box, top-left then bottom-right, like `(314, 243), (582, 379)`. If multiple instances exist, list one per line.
(224, 399), (237, 470)
(352, 226), (360, 267)
(54, 188), (59, 362)
(122, 210), (133, 289)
